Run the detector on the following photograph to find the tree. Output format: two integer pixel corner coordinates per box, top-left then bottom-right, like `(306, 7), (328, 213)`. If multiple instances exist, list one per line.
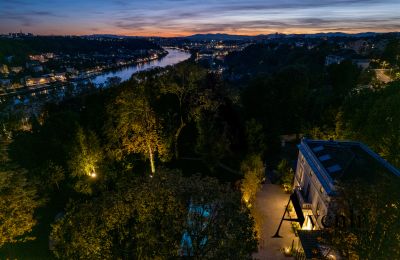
(327, 60), (360, 98)
(382, 39), (400, 67)
(245, 118), (268, 155)
(336, 81), (400, 168)
(50, 173), (186, 259)
(241, 66), (309, 147)
(240, 154), (265, 206)
(40, 161), (65, 191)
(160, 63), (207, 158)
(239, 155), (265, 242)
(195, 113), (232, 169)
(106, 81), (169, 175)
(50, 169), (257, 259)
(182, 174), (257, 259)
(104, 76), (122, 88)
(68, 127), (103, 194)
(324, 177), (400, 259)
(276, 159), (294, 193)
(0, 164), (42, 247)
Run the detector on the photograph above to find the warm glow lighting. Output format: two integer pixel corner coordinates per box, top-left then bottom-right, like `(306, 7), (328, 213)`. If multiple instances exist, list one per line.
(243, 195), (250, 207)
(302, 216), (313, 230)
(283, 247), (292, 256)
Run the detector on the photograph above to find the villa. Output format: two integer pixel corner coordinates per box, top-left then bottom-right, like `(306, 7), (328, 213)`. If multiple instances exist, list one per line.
(290, 138), (400, 259)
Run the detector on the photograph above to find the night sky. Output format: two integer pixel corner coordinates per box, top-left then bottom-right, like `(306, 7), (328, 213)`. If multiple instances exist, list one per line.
(1, 0), (399, 36)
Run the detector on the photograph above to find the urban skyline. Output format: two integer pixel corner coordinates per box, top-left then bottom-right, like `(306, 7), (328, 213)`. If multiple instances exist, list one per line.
(1, 0), (400, 37)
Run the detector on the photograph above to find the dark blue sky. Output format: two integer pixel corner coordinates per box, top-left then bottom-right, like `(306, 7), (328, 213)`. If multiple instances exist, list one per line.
(1, 0), (399, 36)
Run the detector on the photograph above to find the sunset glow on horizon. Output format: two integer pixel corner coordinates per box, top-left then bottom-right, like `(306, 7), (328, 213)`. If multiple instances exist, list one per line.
(1, 0), (400, 37)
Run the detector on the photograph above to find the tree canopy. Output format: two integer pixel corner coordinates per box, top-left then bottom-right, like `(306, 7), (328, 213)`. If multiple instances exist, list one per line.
(0, 164), (43, 247)
(50, 170), (258, 259)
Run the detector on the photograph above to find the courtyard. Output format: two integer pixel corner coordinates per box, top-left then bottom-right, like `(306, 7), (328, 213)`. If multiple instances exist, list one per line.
(253, 184), (297, 260)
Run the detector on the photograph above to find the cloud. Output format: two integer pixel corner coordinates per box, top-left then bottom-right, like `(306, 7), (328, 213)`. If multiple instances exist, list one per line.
(1, 0), (399, 35)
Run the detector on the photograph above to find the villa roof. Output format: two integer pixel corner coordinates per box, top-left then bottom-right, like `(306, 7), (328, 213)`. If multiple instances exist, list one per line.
(298, 139), (400, 195)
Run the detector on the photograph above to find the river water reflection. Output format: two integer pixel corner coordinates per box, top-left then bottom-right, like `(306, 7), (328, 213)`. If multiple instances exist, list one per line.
(3, 48), (190, 114)
(92, 48), (191, 84)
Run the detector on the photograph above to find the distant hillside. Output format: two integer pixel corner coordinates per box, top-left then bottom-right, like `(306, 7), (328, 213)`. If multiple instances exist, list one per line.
(0, 36), (161, 64)
(302, 32), (379, 38)
(183, 32), (399, 41)
(77, 32), (398, 41)
(185, 33), (253, 41)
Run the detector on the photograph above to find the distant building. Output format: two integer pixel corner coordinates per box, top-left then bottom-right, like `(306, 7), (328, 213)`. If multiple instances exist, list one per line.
(29, 54), (48, 63)
(346, 39), (370, 54)
(54, 72), (67, 82)
(325, 55), (345, 66)
(373, 39), (388, 52)
(66, 67), (78, 74)
(26, 61), (40, 69)
(8, 32), (33, 38)
(352, 59), (371, 70)
(10, 66), (23, 73)
(0, 78), (11, 87)
(26, 77), (50, 87)
(29, 53), (54, 63)
(26, 61), (44, 73)
(32, 65), (44, 73)
(0, 64), (9, 75)
(44, 53), (55, 59)
(5, 56), (14, 63)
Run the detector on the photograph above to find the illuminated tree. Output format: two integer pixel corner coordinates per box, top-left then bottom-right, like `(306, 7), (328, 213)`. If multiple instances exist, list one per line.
(68, 127), (103, 193)
(106, 82), (169, 175)
(240, 154), (264, 206)
(0, 164), (42, 247)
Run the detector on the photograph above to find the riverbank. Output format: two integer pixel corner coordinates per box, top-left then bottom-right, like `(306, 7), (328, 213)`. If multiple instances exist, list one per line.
(0, 48), (190, 99)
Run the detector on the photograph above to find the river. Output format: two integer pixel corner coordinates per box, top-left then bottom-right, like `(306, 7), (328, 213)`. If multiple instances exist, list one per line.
(92, 48), (191, 85)
(1, 48), (190, 114)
